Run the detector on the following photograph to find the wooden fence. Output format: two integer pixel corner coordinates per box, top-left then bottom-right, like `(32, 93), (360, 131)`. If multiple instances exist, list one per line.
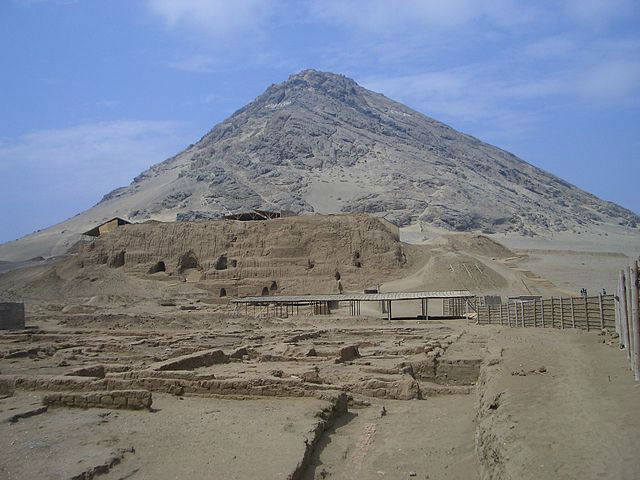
(443, 297), (468, 317)
(476, 295), (616, 330)
(616, 260), (640, 380)
(476, 258), (640, 381)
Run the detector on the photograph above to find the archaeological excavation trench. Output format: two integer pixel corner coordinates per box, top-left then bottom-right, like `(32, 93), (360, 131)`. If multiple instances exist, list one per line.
(0, 317), (503, 479)
(2, 307), (640, 480)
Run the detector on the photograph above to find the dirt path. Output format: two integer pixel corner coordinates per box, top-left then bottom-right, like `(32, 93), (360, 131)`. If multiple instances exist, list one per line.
(303, 396), (478, 480)
(474, 325), (640, 480)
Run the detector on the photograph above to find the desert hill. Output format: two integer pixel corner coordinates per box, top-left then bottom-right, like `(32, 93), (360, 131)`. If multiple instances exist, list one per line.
(1, 69), (638, 261)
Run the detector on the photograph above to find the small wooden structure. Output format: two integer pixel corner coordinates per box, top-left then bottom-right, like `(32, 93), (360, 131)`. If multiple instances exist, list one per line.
(232, 290), (474, 320)
(82, 217), (131, 237)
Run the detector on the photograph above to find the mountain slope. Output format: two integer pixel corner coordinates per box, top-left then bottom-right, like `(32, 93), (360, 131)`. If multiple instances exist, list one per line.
(1, 69), (638, 261)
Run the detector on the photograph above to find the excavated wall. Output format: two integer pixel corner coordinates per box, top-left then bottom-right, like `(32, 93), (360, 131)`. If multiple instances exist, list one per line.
(74, 214), (413, 296)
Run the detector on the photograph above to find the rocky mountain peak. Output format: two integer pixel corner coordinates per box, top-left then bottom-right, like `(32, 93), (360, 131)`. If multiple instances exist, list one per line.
(100, 70), (639, 233)
(2, 69), (637, 261)
(241, 68), (366, 117)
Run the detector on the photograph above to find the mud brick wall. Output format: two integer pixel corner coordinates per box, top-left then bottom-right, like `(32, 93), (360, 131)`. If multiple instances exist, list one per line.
(0, 302), (25, 330)
(43, 389), (152, 410)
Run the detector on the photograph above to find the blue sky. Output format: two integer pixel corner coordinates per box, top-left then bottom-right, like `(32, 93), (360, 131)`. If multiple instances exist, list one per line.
(1, 0), (639, 244)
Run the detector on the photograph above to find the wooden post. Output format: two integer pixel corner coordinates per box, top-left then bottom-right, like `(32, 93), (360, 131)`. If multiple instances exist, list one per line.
(619, 270), (630, 355)
(559, 297), (564, 329)
(551, 297), (555, 328)
(541, 299), (545, 328)
(571, 297), (576, 329)
(533, 301), (537, 327)
(598, 294), (605, 330)
(387, 300), (392, 321)
(520, 302), (525, 327)
(499, 304), (503, 325)
(615, 284), (622, 336)
(626, 267), (634, 363)
(584, 296), (589, 331)
(514, 303), (518, 327)
(630, 262), (640, 380)
(425, 298), (429, 320)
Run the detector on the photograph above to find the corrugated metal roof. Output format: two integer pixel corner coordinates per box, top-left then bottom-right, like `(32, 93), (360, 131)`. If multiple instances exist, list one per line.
(231, 290), (473, 303)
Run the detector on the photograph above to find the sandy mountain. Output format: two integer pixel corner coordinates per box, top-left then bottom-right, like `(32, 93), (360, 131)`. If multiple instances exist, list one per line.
(1, 69), (638, 261)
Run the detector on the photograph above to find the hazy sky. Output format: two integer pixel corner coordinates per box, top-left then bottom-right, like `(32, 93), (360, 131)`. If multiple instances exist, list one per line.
(1, 0), (639, 243)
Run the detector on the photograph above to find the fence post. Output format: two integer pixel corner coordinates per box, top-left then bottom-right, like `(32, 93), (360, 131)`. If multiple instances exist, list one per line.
(541, 299), (545, 328)
(560, 297), (565, 329)
(615, 285), (621, 336)
(619, 270), (630, 354)
(499, 304), (503, 326)
(598, 294), (605, 330)
(631, 262), (640, 380)
(626, 266), (634, 368)
(584, 296), (590, 331)
(533, 300), (537, 327)
(551, 297), (555, 328)
(571, 297), (576, 329)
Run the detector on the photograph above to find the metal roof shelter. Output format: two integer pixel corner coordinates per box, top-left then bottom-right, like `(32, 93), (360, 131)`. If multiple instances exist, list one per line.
(82, 217), (131, 237)
(232, 290), (475, 320)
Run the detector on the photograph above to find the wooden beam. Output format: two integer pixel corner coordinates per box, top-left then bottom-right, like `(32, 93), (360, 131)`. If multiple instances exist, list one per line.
(630, 262), (640, 380)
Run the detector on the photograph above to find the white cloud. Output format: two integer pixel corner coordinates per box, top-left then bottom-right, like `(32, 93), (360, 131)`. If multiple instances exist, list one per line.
(361, 47), (640, 140)
(564, 0), (638, 27)
(524, 35), (578, 59)
(164, 54), (219, 74)
(147, 0), (275, 37)
(579, 60), (640, 101)
(310, 0), (541, 34)
(0, 120), (193, 223)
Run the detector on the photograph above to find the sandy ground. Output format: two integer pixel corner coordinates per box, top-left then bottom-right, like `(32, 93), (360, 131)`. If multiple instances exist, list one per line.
(1, 314), (638, 480)
(473, 323), (640, 480)
(400, 223), (640, 296)
(1, 393), (328, 480)
(1, 217), (639, 479)
(303, 396), (478, 480)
